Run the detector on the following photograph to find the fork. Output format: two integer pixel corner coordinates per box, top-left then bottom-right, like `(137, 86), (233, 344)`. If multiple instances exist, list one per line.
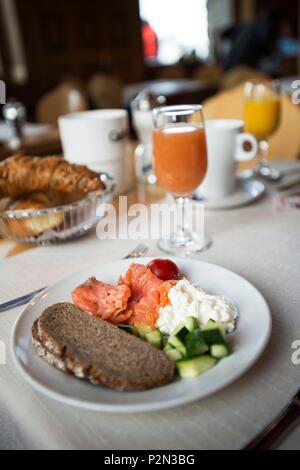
(0, 244), (149, 313)
(123, 244), (149, 259)
(244, 389), (300, 449)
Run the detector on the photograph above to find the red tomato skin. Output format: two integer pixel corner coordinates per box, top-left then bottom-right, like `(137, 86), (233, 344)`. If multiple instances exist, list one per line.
(147, 259), (180, 281)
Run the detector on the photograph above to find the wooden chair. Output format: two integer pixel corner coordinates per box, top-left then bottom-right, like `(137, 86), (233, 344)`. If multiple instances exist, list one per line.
(87, 73), (123, 109)
(156, 65), (186, 80)
(36, 82), (89, 125)
(203, 83), (300, 160)
(221, 66), (269, 90)
(193, 63), (224, 88)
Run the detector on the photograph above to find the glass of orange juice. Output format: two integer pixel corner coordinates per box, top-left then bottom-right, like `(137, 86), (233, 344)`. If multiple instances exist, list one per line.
(245, 80), (281, 181)
(153, 105), (210, 256)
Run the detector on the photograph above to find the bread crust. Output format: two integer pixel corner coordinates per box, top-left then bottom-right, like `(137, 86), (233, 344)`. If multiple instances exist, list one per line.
(32, 320), (68, 373)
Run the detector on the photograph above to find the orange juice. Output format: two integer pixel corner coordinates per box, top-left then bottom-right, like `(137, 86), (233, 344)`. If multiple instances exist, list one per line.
(245, 97), (280, 140)
(153, 125), (207, 195)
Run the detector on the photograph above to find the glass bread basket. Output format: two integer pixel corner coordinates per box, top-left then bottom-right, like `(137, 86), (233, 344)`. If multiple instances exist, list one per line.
(0, 173), (115, 245)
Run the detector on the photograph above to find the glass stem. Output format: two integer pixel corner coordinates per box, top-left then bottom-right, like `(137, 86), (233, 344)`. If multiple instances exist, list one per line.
(258, 140), (270, 169)
(174, 196), (192, 244)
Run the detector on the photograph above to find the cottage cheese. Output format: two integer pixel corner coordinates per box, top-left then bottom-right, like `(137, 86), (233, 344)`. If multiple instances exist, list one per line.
(156, 279), (236, 336)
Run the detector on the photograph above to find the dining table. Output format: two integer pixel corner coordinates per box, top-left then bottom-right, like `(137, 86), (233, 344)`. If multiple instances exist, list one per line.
(0, 123), (62, 161)
(0, 159), (299, 450)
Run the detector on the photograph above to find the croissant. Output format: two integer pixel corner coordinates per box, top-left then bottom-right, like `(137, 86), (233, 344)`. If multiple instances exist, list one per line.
(0, 154), (105, 199)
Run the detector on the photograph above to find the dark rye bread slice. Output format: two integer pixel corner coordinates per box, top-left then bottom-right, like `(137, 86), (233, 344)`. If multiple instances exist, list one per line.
(32, 303), (174, 391)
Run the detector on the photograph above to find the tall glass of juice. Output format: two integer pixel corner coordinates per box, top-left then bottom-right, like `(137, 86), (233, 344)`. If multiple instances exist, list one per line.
(153, 105), (209, 256)
(245, 80), (281, 181)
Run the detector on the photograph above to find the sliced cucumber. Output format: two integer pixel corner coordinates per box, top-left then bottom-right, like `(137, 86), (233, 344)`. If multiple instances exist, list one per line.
(210, 343), (230, 359)
(172, 323), (190, 342)
(168, 336), (187, 357)
(163, 343), (174, 352)
(117, 324), (133, 334)
(176, 355), (217, 379)
(185, 316), (198, 332)
(201, 324), (226, 346)
(201, 321), (225, 336)
(145, 329), (163, 349)
(184, 329), (209, 357)
(133, 325), (154, 340)
(165, 349), (183, 363)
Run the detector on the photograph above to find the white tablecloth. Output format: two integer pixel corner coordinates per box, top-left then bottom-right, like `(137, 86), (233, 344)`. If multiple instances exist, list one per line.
(0, 164), (300, 450)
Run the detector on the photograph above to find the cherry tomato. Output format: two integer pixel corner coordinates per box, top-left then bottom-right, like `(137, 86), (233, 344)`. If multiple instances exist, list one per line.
(147, 259), (180, 281)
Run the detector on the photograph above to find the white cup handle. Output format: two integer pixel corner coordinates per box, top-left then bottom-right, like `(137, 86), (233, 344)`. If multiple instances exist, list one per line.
(235, 133), (258, 162)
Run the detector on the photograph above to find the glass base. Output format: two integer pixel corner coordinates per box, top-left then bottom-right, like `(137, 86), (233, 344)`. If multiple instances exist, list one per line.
(240, 165), (281, 182)
(158, 232), (212, 257)
(259, 165), (281, 182)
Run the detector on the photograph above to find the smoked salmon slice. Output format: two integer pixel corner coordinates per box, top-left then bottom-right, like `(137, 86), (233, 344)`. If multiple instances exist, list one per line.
(72, 277), (131, 323)
(119, 263), (164, 302)
(71, 264), (178, 328)
(159, 280), (177, 308)
(126, 291), (160, 327)
(119, 264), (177, 327)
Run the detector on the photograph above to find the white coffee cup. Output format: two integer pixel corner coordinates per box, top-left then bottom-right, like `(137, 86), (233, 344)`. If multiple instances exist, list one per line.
(198, 119), (257, 200)
(58, 109), (134, 194)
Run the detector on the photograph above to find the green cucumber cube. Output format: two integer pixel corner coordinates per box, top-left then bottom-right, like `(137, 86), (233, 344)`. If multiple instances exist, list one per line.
(176, 355), (217, 379)
(201, 326), (226, 346)
(210, 343), (230, 359)
(185, 316), (199, 332)
(184, 329), (209, 357)
(172, 323), (190, 342)
(117, 324), (133, 334)
(201, 321), (225, 336)
(168, 335), (187, 357)
(133, 325), (154, 340)
(165, 349), (183, 363)
(145, 329), (163, 349)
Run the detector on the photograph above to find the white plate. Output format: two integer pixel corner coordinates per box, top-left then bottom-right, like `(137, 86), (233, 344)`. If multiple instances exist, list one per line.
(12, 257), (271, 413)
(193, 178), (265, 210)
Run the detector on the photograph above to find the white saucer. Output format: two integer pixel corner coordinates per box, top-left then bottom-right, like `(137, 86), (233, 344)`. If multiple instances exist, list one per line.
(193, 178), (265, 210)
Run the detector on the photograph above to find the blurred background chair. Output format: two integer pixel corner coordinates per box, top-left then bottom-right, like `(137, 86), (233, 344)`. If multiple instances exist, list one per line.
(221, 66), (269, 90)
(87, 73), (123, 109)
(203, 83), (300, 160)
(36, 82), (89, 125)
(156, 65), (186, 80)
(123, 78), (218, 110)
(192, 63), (223, 88)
